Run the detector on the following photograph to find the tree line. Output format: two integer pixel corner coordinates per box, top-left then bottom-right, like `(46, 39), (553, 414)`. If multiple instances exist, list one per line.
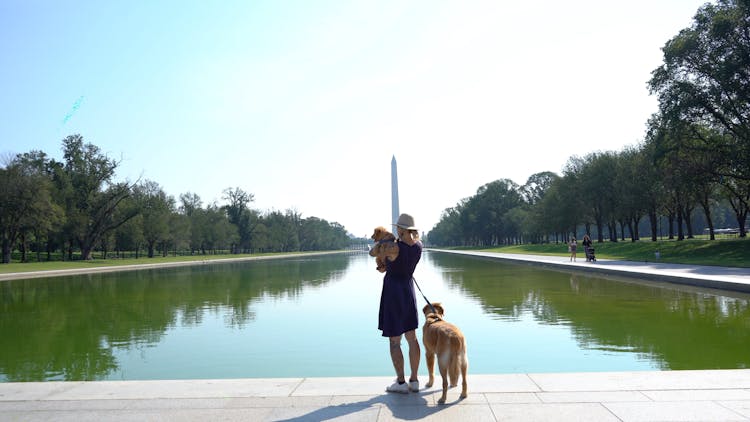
(0, 134), (351, 264)
(427, 0), (749, 247)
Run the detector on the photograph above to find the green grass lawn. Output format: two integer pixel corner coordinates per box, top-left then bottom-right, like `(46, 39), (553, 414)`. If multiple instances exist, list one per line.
(479, 237), (750, 268)
(1, 239), (747, 274)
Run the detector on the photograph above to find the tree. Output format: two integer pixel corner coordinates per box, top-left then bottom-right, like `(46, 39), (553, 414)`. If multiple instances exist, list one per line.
(222, 187), (255, 253)
(518, 172), (557, 243)
(166, 212), (191, 256)
(651, 120), (725, 240)
(564, 154), (614, 241)
(722, 177), (750, 237)
(179, 192), (202, 216)
(134, 180), (175, 258)
(556, 173), (584, 239)
(179, 192), (204, 253)
(503, 206), (529, 245)
(613, 148), (646, 241)
(427, 206), (464, 247)
(114, 214), (143, 258)
(0, 155), (61, 263)
(54, 135), (137, 259)
(202, 204), (238, 253)
(642, 116), (672, 241)
(222, 187), (254, 223)
(299, 217), (349, 251)
(263, 210), (300, 252)
(521, 172), (558, 206)
(649, 0), (750, 184)
(460, 179), (524, 246)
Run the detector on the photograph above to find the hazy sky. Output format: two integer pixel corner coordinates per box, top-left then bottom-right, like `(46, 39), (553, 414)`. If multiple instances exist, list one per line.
(1, 1), (709, 237)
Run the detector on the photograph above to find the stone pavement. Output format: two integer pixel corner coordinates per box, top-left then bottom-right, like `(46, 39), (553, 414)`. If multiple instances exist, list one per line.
(2, 370), (750, 421)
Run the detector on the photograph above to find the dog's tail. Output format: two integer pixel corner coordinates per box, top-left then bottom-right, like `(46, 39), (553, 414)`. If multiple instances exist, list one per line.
(449, 337), (468, 387)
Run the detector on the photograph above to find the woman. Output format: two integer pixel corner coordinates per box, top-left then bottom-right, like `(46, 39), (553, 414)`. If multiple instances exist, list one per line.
(582, 234), (593, 262)
(376, 213), (422, 393)
(569, 236), (577, 262)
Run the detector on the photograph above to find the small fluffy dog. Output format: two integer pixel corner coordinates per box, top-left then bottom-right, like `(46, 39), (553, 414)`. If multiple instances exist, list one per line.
(369, 226), (398, 272)
(422, 303), (468, 404)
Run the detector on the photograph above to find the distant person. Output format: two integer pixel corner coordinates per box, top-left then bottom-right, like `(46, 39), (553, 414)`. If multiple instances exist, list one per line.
(568, 236), (577, 262)
(582, 234), (593, 262)
(377, 213), (423, 394)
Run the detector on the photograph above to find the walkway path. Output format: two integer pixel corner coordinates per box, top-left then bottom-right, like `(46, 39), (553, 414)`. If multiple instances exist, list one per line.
(2, 251), (750, 421)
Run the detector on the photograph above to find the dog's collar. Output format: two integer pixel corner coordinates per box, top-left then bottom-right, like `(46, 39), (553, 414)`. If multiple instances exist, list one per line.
(425, 313), (443, 324)
(377, 239), (395, 245)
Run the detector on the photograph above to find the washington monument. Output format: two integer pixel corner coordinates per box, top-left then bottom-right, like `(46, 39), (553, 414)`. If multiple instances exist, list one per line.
(391, 155), (399, 226)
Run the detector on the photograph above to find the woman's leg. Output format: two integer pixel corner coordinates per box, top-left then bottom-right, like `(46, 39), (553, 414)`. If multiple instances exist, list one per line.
(404, 330), (421, 382)
(389, 335), (405, 382)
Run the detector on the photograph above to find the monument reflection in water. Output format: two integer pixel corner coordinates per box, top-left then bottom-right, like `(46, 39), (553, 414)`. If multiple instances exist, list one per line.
(1, 251), (749, 382)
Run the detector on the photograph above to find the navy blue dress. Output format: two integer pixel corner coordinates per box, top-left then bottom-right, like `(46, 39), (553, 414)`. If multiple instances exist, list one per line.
(378, 240), (423, 337)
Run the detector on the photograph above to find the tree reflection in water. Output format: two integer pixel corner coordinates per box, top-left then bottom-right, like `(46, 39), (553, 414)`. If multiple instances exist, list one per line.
(0, 254), (351, 381)
(427, 252), (750, 371)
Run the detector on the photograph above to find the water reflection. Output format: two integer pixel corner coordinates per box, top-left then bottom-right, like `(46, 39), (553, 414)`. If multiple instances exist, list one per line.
(427, 252), (750, 370)
(0, 255), (351, 381)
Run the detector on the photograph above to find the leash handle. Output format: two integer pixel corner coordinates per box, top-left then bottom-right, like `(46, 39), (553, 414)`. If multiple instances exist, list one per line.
(412, 277), (437, 315)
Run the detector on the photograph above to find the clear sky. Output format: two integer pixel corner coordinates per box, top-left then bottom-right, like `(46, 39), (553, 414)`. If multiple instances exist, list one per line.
(1, 1), (709, 238)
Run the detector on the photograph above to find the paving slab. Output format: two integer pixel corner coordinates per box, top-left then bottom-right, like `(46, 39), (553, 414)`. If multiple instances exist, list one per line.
(466, 374), (542, 393)
(0, 381), (86, 401)
(529, 369), (750, 392)
(8, 407), (276, 422)
(268, 404), (381, 422)
(536, 390), (649, 403)
(488, 402), (621, 422)
(721, 401), (750, 419)
(291, 376), (395, 396)
(483, 392), (541, 404)
(642, 389), (750, 401)
(329, 393), (429, 407)
(38, 378), (303, 400)
(377, 403), (496, 422)
(603, 400), (748, 421)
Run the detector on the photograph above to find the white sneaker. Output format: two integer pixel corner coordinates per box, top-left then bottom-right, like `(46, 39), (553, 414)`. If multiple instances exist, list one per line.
(386, 380), (409, 394)
(408, 380), (419, 392)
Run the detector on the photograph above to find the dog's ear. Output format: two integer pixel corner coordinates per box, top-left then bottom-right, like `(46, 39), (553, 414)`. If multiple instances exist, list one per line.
(433, 302), (444, 316)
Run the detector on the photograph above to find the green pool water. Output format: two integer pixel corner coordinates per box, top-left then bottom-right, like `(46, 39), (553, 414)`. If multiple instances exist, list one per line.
(1, 251), (748, 381)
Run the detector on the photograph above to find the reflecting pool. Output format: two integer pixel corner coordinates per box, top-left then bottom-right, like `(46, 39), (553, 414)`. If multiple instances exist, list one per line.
(1, 251), (749, 381)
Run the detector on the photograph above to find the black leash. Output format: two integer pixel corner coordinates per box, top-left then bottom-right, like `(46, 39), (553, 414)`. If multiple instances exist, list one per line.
(412, 277), (437, 315)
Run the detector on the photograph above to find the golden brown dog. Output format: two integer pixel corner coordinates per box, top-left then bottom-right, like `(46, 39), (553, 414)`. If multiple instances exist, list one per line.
(369, 226), (398, 272)
(422, 302), (468, 404)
